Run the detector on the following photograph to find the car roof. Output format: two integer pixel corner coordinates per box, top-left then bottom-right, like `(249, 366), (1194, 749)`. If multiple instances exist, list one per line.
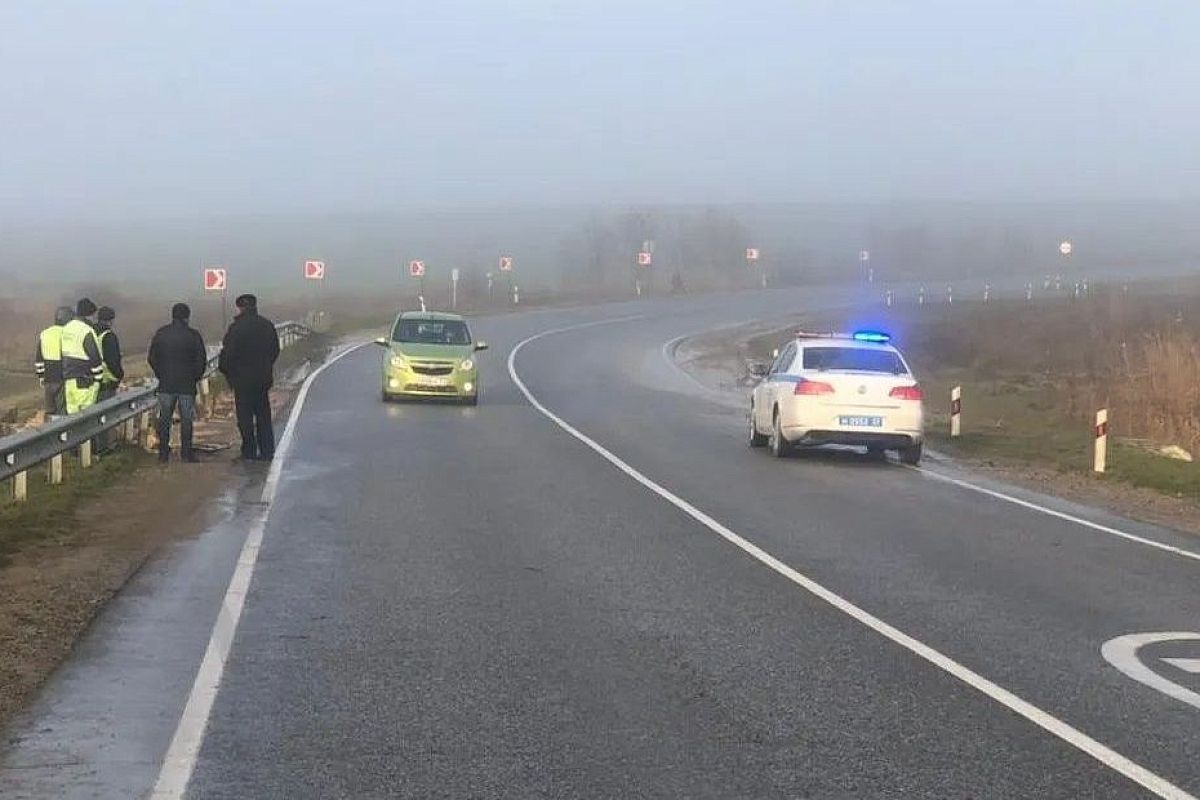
(792, 337), (901, 354)
(398, 311), (466, 322)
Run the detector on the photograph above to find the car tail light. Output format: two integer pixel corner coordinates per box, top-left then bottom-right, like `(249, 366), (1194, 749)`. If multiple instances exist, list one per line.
(794, 379), (835, 395)
(889, 384), (924, 401)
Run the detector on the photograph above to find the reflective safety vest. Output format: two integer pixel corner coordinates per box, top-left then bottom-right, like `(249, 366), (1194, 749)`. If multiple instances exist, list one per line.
(60, 318), (104, 382)
(97, 328), (119, 384)
(35, 325), (65, 382)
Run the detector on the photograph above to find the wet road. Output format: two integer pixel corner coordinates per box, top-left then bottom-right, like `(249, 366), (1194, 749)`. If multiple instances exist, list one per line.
(2, 286), (1199, 799)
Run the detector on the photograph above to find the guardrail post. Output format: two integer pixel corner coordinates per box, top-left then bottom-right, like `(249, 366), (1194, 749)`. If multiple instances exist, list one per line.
(48, 453), (63, 485)
(124, 418), (135, 443)
(140, 411), (154, 452)
(80, 439), (93, 469)
(12, 471), (27, 502)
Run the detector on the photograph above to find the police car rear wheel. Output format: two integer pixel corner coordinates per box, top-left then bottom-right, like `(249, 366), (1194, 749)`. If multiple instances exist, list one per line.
(770, 411), (789, 458)
(899, 442), (922, 466)
(748, 406), (768, 447)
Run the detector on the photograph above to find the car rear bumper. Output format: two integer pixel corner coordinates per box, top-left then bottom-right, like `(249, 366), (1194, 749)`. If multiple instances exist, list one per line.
(781, 427), (921, 448)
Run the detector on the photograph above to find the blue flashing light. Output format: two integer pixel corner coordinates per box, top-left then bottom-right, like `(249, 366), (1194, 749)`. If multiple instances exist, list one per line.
(852, 330), (891, 343)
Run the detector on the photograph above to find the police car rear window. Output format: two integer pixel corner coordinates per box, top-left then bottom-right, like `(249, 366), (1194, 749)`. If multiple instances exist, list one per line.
(802, 347), (905, 374)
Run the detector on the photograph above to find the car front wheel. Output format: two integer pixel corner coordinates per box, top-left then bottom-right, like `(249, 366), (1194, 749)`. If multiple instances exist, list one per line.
(899, 442), (923, 465)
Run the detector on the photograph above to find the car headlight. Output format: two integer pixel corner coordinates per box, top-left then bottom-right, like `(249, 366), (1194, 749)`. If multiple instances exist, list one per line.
(389, 355), (407, 369)
(459, 359), (474, 371)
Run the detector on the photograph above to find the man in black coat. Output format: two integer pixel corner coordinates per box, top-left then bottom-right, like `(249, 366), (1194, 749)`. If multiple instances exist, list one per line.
(219, 294), (280, 461)
(147, 303), (208, 463)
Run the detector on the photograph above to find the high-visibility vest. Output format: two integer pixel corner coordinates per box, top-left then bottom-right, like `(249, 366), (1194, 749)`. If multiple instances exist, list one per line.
(36, 325), (64, 381)
(98, 328), (118, 384)
(60, 318), (103, 382)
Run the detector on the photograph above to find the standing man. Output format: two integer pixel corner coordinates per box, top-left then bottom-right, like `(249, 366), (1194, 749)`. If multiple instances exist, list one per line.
(60, 298), (104, 414)
(34, 306), (73, 418)
(219, 294), (280, 461)
(147, 303), (207, 464)
(95, 306), (125, 451)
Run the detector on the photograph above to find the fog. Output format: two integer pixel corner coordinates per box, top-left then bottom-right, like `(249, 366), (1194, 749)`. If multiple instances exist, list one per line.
(2, 1), (1199, 289)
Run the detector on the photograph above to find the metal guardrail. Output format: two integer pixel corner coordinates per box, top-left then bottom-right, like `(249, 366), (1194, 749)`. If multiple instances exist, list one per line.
(1, 321), (311, 498)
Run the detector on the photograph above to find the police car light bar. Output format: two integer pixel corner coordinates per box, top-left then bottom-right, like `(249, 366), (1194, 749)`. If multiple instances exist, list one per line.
(795, 330), (892, 343)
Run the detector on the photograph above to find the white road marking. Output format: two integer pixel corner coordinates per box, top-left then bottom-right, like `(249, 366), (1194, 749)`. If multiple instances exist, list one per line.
(1102, 633), (1200, 711)
(150, 342), (367, 799)
(913, 467), (1200, 564)
(1162, 658), (1200, 674)
(509, 320), (1197, 800)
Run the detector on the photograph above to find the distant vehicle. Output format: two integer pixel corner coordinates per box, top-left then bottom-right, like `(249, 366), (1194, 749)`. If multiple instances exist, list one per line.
(747, 330), (924, 464)
(375, 311), (488, 405)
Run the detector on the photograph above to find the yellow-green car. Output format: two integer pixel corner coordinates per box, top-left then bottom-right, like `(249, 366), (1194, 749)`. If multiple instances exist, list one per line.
(375, 312), (488, 405)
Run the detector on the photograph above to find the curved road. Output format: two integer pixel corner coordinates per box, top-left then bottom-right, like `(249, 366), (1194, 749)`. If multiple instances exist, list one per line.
(2, 286), (1199, 799)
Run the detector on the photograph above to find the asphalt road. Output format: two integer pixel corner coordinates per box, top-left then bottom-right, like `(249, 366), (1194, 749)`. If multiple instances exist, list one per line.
(2, 285), (1198, 799)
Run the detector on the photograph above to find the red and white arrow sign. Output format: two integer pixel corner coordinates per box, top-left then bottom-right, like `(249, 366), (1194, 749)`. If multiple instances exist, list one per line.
(409, 260), (425, 278)
(745, 247), (760, 261)
(203, 267), (227, 292)
(499, 256), (513, 272)
(304, 260), (325, 280)
(637, 251), (652, 266)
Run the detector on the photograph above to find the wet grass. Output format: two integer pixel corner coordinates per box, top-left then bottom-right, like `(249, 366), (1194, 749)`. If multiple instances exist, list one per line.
(0, 445), (154, 566)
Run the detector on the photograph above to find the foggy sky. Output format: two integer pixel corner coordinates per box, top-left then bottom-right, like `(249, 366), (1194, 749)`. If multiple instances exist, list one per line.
(3, 1), (1199, 221)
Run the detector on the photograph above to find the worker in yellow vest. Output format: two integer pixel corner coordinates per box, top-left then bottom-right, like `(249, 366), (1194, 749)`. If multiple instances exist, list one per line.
(34, 306), (73, 417)
(60, 298), (104, 414)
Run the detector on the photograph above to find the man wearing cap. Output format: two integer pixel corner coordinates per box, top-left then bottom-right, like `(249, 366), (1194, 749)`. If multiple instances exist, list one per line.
(34, 306), (73, 418)
(148, 303), (207, 463)
(60, 298), (104, 414)
(94, 306), (125, 451)
(219, 294), (280, 461)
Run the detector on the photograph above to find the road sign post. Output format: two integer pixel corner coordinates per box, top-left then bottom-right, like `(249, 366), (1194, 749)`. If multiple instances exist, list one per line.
(408, 260), (426, 301)
(499, 256), (513, 305)
(860, 250), (871, 283)
(1094, 408), (1108, 473)
(204, 266), (228, 329)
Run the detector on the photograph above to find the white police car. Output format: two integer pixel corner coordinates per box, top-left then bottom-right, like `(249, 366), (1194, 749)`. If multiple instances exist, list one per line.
(748, 330), (924, 464)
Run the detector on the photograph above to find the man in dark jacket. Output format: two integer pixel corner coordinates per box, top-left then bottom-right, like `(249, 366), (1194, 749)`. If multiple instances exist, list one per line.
(219, 294), (280, 460)
(148, 303), (207, 463)
(94, 306), (125, 452)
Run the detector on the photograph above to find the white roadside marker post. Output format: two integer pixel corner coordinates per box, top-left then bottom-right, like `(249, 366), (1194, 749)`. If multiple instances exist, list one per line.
(946, 285), (953, 304)
(951, 386), (962, 438)
(1094, 409), (1108, 473)
(984, 284), (991, 303)
(885, 290), (893, 307)
(1026, 282), (1033, 301)
(918, 286), (925, 305)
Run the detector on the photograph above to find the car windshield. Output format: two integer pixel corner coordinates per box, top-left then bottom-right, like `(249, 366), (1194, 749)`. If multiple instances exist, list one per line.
(392, 319), (471, 345)
(803, 347), (906, 374)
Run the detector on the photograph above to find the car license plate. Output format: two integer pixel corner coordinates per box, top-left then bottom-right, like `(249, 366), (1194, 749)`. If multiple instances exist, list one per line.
(420, 376), (452, 388)
(839, 415), (883, 428)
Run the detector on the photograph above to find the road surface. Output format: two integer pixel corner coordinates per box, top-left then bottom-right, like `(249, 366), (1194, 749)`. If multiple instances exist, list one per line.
(2, 286), (1198, 799)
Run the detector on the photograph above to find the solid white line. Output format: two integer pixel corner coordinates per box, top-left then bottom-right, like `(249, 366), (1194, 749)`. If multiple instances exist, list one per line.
(912, 466), (1200, 564)
(1162, 658), (1200, 675)
(508, 320), (1197, 800)
(150, 341), (367, 799)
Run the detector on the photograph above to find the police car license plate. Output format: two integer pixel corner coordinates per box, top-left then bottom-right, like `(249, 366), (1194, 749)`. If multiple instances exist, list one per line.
(840, 415), (883, 428)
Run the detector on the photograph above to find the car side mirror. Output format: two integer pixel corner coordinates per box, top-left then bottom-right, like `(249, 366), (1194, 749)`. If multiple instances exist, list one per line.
(474, 341), (489, 352)
(373, 337), (388, 347)
(747, 361), (769, 378)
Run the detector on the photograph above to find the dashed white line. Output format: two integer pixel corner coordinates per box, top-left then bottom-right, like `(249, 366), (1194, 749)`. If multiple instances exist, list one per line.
(511, 319), (1197, 800)
(150, 342), (366, 799)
